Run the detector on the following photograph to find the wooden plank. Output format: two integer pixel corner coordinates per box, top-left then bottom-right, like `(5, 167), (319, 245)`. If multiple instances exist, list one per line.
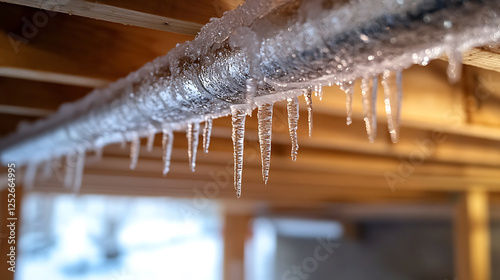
(454, 189), (491, 280)
(0, 3), (193, 85)
(463, 47), (500, 73)
(0, 67), (109, 87)
(0, 77), (89, 111)
(223, 213), (250, 280)
(0, 0), (234, 35)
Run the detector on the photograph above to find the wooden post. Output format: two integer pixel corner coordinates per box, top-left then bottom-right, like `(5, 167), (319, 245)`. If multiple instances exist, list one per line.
(454, 189), (491, 280)
(223, 213), (251, 280)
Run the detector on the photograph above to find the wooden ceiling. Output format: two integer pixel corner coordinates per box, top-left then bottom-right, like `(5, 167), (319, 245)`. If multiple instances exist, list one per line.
(0, 0), (500, 216)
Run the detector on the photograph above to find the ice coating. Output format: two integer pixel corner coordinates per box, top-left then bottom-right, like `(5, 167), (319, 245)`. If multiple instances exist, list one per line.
(146, 132), (155, 152)
(162, 130), (174, 175)
(257, 103), (273, 184)
(231, 107), (246, 198)
(203, 117), (213, 154)
(339, 81), (354, 125)
(361, 77), (378, 143)
(187, 123), (200, 172)
(304, 89), (313, 137)
(382, 70), (403, 143)
(0, 0), (499, 195)
(129, 134), (140, 169)
(287, 97), (300, 162)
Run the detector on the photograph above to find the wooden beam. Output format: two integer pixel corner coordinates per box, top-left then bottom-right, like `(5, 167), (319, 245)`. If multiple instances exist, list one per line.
(0, 0), (237, 35)
(223, 213), (251, 280)
(0, 4), (193, 85)
(0, 67), (109, 88)
(454, 189), (491, 280)
(463, 47), (500, 73)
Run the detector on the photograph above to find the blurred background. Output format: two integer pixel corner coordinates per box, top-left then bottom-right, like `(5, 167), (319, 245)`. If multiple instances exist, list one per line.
(1, 1), (500, 280)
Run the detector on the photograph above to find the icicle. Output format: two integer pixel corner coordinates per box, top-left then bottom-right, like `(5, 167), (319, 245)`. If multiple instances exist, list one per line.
(162, 130), (173, 175)
(63, 153), (75, 188)
(203, 117), (213, 154)
(304, 89), (313, 137)
(361, 77), (378, 143)
(187, 122), (200, 172)
(257, 103), (273, 184)
(73, 149), (85, 193)
(120, 134), (127, 149)
(41, 160), (52, 179)
(146, 132), (155, 152)
(340, 81), (355, 125)
(246, 78), (257, 115)
(382, 70), (403, 143)
(446, 47), (463, 84)
(94, 147), (103, 160)
(129, 134), (140, 170)
(287, 97), (299, 161)
(231, 107), (246, 198)
(314, 84), (323, 100)
(24, 163), (37, 190)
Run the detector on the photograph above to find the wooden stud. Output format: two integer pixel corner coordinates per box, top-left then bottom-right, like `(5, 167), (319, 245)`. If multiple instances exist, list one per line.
(454, 189), (491, 280)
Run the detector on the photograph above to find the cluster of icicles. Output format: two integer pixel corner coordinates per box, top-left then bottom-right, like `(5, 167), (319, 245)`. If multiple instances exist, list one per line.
(139, 70), (405, 198)
(26, 62), (464, 197)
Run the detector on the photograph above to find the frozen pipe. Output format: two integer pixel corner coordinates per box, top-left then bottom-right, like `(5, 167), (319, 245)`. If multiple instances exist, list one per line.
(1, 0), (500, 166)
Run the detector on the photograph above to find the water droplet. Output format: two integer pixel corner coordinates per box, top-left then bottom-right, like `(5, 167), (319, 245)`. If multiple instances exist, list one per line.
(257, 103), (273, 184)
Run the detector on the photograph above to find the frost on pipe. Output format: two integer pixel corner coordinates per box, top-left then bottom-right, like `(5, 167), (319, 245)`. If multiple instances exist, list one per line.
(1, 0), (500, 197)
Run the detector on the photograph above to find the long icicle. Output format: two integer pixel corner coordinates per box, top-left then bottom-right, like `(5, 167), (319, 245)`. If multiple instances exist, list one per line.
(73, 149), (85, 193)
(287, 97), (300, 161)
(231, 107), (246, 198)
(382, 70), (403, 143)
(187, 123), (200, 172)
(340, 81), (355, 125)
(203, 117), (213, 154)
(257, 103), (273, 184)
(162, 129), (173, 175)
(129, 134), (140, 169)
(304, 89), (313, 137)
(361, 77), (378, 143)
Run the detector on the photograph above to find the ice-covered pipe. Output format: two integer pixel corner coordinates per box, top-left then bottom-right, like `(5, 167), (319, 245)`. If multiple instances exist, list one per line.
(1, 0), (500, 167)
